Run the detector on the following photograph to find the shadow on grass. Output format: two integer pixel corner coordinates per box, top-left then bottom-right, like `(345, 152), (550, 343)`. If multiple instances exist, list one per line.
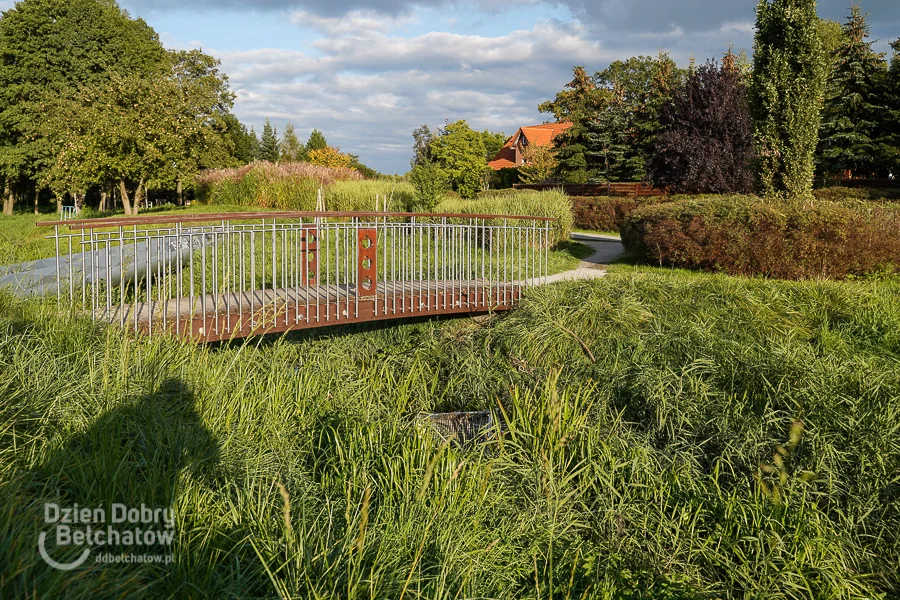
(0, 378), (257, 598)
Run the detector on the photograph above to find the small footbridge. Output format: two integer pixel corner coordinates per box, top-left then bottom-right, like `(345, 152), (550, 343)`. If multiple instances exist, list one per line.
(37, 212), (555, 342)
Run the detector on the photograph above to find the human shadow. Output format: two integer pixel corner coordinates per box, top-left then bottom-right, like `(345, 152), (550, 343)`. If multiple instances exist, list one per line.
(3, 378), (223, 598)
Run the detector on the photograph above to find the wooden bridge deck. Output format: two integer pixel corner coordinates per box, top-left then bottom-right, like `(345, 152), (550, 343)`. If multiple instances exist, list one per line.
(100, 280), (521, 342)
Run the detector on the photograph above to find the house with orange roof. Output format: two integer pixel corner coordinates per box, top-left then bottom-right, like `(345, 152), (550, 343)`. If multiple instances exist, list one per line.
(488, 122), (572, 170)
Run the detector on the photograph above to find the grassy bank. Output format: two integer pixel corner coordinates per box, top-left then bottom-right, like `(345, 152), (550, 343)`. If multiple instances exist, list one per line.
(1, 269), (898, 598)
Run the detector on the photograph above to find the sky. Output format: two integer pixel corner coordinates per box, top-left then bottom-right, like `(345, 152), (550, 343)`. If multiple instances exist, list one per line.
(72, 1), (900, 172)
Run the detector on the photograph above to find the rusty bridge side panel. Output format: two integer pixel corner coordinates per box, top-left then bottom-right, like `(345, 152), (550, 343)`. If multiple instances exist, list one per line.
(303, 227), (318, 286)
(356, 228), (377, 297)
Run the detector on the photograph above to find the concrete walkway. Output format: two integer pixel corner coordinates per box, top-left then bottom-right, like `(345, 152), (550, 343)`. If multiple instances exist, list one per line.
(535, 232), (625, 285)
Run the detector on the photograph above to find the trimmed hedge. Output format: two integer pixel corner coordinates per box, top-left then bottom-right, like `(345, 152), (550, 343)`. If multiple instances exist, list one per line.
(812, 186), (900, 202)
(620, 195), (900, 279)
(572, 195), (671, 232)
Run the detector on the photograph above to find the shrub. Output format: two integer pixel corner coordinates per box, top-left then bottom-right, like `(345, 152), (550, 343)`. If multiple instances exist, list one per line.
(307, 146), (352, 169)
(620, 195), (900, 279)
(435, 189), (572, 245)
(408, 161), (449, 211)
(572, 195), (671, 232)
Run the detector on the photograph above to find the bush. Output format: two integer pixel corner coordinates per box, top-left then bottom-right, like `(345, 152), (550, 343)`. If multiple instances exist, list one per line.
(435, 189), (573, 245)
(196, 161), (363, 209)
(307, 146), (352, 169)
(621, 195), (900, 279)
(572, 195), (671, 232)
(408, 162), (449, 211)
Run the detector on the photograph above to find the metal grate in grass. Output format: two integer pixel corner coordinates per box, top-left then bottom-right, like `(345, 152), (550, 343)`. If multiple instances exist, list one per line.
(417, 411), (505, 447)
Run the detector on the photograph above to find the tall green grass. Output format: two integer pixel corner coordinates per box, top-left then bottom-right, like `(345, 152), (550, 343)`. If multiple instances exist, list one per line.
(324, 180), (416, 212)
(1, 270), (898, 598)
(436, 190), (573, 245)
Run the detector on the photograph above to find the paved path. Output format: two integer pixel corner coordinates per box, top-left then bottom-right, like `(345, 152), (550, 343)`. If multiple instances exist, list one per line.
(537, 232), (624, 285)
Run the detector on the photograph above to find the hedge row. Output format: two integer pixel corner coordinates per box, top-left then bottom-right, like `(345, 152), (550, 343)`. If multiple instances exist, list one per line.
(812, 186), (900, 202)
(571, 195), (670, 232)
(620, 195), (900, 280)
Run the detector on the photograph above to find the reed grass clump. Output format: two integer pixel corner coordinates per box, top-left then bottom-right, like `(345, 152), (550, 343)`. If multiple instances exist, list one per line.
(324, 180), (416, 212)
(436, 189), (573, 245)
(196, 161), (364, 209)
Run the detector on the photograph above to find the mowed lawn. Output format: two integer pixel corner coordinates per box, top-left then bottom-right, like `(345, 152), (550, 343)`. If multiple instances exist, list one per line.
(1, 265), (898, 599)
(0, 205), (286, 265)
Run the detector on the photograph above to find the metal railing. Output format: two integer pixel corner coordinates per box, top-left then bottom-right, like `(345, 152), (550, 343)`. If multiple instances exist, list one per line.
(39, 211), (555, 341)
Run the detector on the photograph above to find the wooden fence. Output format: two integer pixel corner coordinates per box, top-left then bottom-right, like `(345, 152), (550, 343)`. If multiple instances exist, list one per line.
(512, 182), (667, 197)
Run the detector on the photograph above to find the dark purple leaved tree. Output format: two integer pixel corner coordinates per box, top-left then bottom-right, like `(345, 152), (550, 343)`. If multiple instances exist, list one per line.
(650, 53), (754, 194)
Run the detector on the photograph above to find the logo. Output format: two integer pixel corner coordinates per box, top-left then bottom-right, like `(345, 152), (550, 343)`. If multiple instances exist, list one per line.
(39, 503), (175, 570)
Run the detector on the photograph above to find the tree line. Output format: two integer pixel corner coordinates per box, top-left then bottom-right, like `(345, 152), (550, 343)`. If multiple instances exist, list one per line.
(533, 0), (900, 198)
(252, 121), (377, 177)
(0, 0), (375, 217)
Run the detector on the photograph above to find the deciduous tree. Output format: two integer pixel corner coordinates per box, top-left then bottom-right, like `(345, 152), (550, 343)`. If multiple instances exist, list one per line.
(518, 145), (558, 184)
(411, 125), (435, 167)
(429, 120), (488, 199)
(594, 53), (681, 181)
(0, 0), (167, 215)
(307, 146), (351, 169)
(650, 54), (754, 194)
(408, 161), (448, 209)
(480, 130), (507, 163)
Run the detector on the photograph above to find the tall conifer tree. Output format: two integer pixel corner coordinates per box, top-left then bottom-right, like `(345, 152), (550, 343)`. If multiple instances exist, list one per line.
(817, 5), (887, 177)
(280, 123), (304, 162)
(260, 119), (279, 162)
(875, 39), (900, 175)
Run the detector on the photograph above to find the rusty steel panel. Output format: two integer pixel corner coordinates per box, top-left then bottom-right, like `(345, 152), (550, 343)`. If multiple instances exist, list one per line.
(189, 288), (517, 342)
(303, 227), (318, 287)
(356, 228), (377, 298)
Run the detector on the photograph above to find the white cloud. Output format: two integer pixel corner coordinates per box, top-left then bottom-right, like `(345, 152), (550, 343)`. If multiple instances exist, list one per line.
(720, 21), (754, 35)
(160, 0), (900, 173)
(289, 8), (416, 35)
(208, 19), (614, 171)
